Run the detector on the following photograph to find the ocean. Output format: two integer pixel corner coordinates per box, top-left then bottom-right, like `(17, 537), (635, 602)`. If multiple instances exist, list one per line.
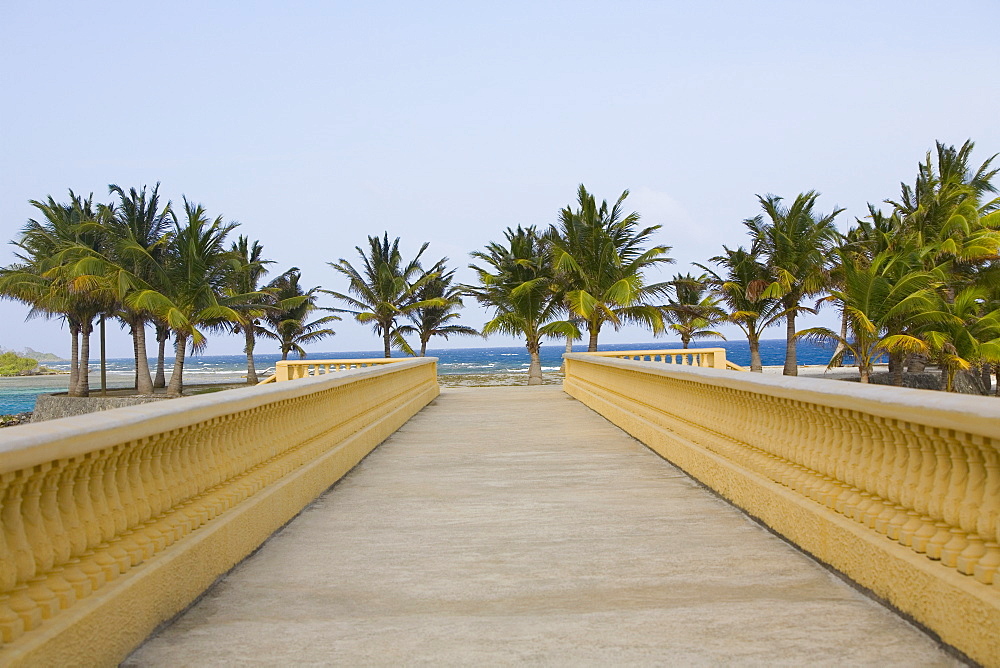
(0, 338), (837, 415)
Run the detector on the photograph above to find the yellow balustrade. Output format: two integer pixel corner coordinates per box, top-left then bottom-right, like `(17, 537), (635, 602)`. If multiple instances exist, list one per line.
(273, 358), (402, 382)
(583, 348), (736, 370)
(0, 358), (438, 666)
(563, 353), (1000, 666)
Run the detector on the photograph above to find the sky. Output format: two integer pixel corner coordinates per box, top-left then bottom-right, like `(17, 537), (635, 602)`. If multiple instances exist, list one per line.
(2, 1), (999, 358)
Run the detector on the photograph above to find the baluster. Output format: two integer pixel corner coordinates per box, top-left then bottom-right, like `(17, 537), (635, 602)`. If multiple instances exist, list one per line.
(937, 430), (972, 567)
(0, 474), (26, 643)
(972, 437), (1000, 583)
(18, 465), (61, 620)
(924, 428), (954, 560)
(878, 417), (910, 537)
(855, 415), (884, 527)
(908, 425), (941, 553)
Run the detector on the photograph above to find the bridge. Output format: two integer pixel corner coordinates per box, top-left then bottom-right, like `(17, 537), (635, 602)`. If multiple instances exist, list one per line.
(1, 353), (997, 665)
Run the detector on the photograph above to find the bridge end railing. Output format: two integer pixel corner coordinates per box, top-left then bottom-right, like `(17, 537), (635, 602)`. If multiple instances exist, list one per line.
(0, 358), (438, 665)
(563, 353), (1000, 665)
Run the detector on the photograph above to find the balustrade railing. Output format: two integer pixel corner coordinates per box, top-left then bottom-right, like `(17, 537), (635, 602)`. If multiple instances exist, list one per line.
(582, 348), (743, 370)
(258, 358), (403, 384)
(0, 358), (438, 662)
(563, 352), (1000, 664)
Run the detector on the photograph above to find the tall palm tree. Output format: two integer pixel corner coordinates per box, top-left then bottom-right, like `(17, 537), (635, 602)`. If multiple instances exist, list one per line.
(226, 236), (274, 383)
(102, 183), (173, 394)
(398, 266), (480, 356)
(660, 272), (727, 349)
(0, 192), (106, 396)
(917, 286), (1000, 392)
(260, 268), (338, 360)
(745, 191), (844, 375)
(466, 226), (576, 385)
(128, 199), (241, 396)
(886, 141), (1000, 374)
(697, 245), (781, 372)
(888, 140), (999, 270)
(799, 250), (944, 383)
(327, 233), (439, 357)
(547, 184), (673, 351)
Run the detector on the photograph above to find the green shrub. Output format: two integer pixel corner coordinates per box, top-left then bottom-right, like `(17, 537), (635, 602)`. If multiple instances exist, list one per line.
(0, 352), (39, 376)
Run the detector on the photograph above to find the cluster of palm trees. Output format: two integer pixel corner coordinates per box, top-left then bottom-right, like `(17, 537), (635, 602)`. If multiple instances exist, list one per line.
(327, 233), (480, 358)
(5, 139), (995, 395)
(466, 185), (677, 384)
(698, 140), (1000, 391)
(0, 184), (335, 396)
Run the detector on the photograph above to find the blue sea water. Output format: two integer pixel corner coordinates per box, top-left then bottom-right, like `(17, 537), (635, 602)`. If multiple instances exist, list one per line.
(0, 338), (836, 416)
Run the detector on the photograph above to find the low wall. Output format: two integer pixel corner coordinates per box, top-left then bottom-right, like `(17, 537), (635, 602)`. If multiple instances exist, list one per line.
(0, 357), (439, 666)
(32, 394), (167, 422)
(564, 353), (1000, 666)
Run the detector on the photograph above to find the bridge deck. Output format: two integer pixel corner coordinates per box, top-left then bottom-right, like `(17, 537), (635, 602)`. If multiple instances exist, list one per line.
(125, 387), (957, 666)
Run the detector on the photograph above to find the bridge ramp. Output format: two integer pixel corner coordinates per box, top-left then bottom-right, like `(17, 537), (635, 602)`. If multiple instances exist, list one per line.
(125, 386), (958, 666)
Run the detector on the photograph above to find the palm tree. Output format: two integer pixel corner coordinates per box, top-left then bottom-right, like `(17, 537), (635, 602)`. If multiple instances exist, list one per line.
(547, 184), (673, 351)
(0, 192), (107, 396)
(226, 236), (274, 383)
(127, 199), (241, 396)
(798, 250), (943, 383)
(886, 141), (1000, 374)
(327, 233), (439, 357)
(660, 272), (727, 349)
(697, 245), (781, 372)
(917, 286), (1000, 392)
(260, 268), (338, 360)
(399, 266), (480, 356)
(745, 191), (844, 375)
(888, 140), (999, 270)
(102, 183), (173, 394)
(466, 226), (576, 385)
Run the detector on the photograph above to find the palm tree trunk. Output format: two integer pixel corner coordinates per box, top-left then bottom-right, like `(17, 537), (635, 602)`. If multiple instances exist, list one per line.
(749, 335), (762, 372)
(682, 334), (690, 349)
(100, 315), (107, 397)
(561, 335), (573, 373)
(77, 320), (92, 397)
(907, 353), (927, 373)
(132, 323), (140, 389)
(68, 322), (80, 397)
(154, 325), (169, 388)
(587, 323), (600, 353)
(889, 351), (904, 386)
(167, 334), (187, 397)
(527, 340), (542, 385)
(133, 318), (154, 395)
(420, 338), (428, 357)
(783, 310), (797, 376)
(859, 365), (870, 383)
(245, 328), (258, 384)
(383, 328), (392, 358)
(830, 309), (848, 366)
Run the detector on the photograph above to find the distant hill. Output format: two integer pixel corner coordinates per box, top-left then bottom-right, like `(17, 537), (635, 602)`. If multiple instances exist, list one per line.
(0, 346), (67, 362)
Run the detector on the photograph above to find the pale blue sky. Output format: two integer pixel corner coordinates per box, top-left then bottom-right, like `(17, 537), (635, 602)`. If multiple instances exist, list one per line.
(2, 1), (998, 357)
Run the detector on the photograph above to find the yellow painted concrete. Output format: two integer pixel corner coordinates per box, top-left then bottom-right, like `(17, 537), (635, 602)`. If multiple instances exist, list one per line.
(564, 353), (1000, 666)
(0, 358), (438, 667)
(274, 357), (402, 381)
(585, 347), (731, 369)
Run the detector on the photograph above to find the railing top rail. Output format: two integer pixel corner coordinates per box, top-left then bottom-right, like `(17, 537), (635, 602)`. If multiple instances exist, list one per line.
(563, 353), (1000, 439)
(0, 357), (438, 473)
(582, 348), (728, 356)
(276, 358), (403, 365)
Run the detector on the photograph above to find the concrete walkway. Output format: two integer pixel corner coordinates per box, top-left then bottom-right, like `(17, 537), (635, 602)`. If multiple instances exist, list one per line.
(125, 387), (958, 667)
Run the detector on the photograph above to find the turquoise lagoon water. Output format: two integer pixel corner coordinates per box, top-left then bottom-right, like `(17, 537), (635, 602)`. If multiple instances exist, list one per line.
(0, 339), (836, 415)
